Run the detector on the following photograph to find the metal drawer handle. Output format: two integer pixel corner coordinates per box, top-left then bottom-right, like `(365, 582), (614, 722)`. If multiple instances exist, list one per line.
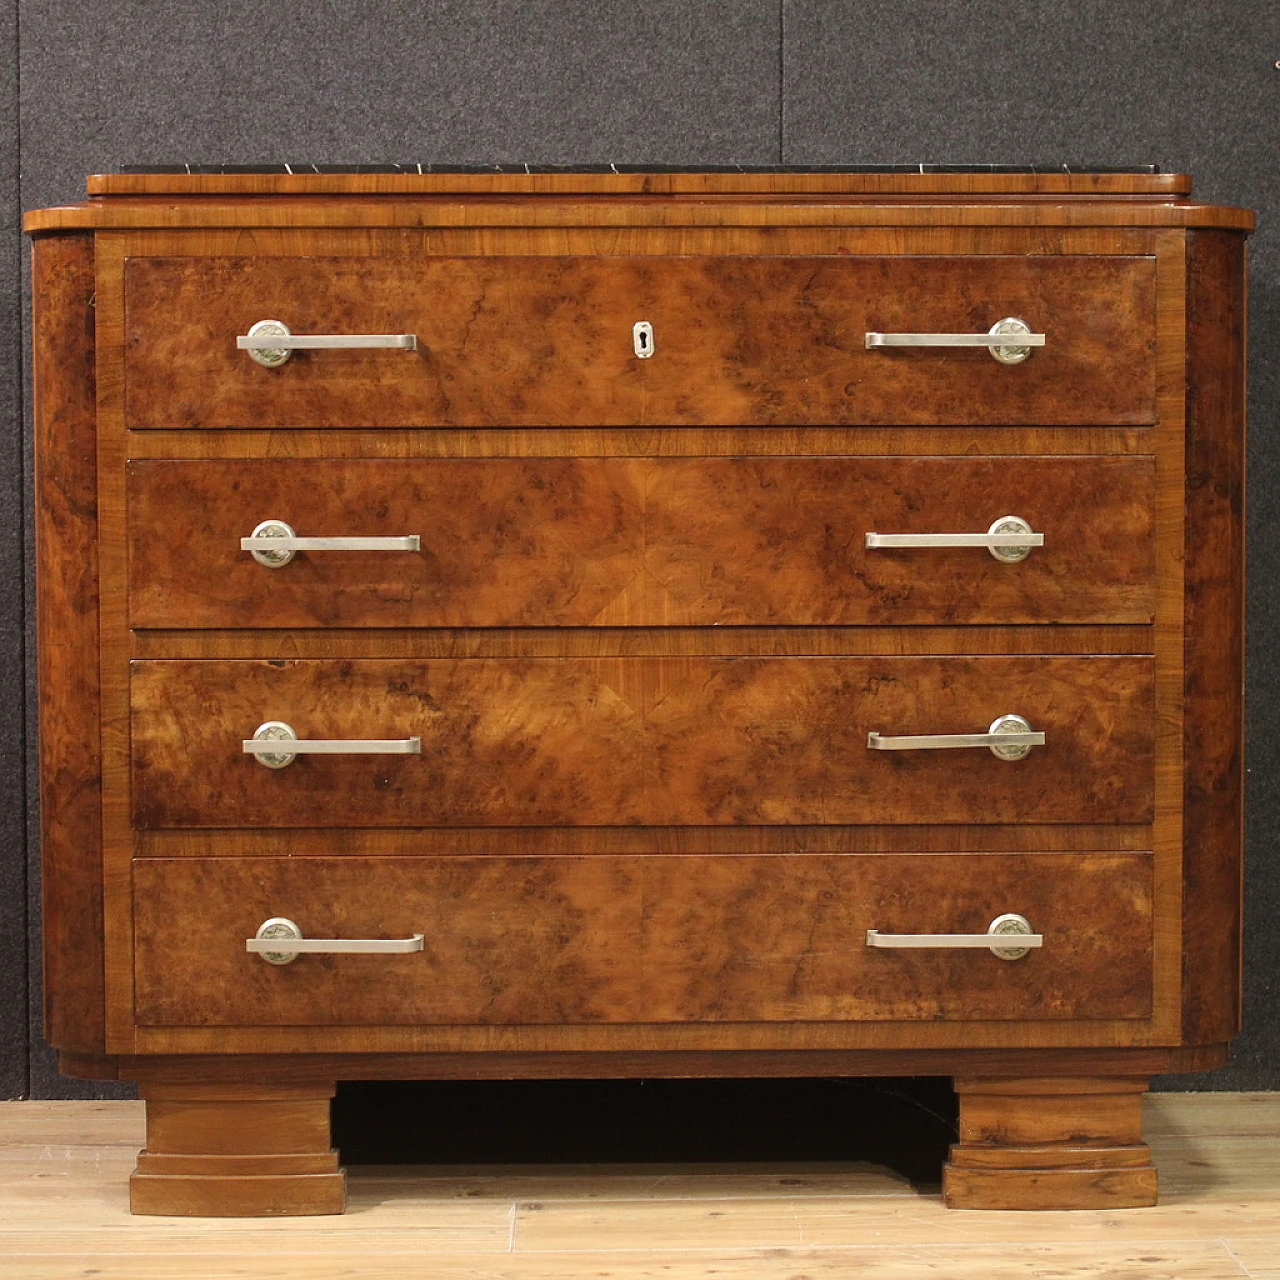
(237, 319), (418, 367)
(243, 720), (422, 769)
(866, 913), (1041, 961)
(865, 516), (1043, 563)
(241, 519), (421, 568)
(864, 317), (1044, 364)
(867, 713), (1044, 761)
(248, 917), (425, 965)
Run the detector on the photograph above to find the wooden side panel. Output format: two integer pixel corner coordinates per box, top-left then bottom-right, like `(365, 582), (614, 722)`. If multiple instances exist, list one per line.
(31, 234), (105, 1053)
(129, 656), (1155, 828)
(127, 455), (1157, 629)
(132, 853), (1154, 1028)
(1181, 230), (1247, 1043)
(122, 255), (1157, 428)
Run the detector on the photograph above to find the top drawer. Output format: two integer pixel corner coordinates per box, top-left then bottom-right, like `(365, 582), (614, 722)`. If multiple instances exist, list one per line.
(122, 255), (1157, 428)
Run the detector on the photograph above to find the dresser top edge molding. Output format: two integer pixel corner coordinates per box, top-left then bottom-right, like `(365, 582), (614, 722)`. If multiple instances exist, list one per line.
(23, 169), (1255, 233)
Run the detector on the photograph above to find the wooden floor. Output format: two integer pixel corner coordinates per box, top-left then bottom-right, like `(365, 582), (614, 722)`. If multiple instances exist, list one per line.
(2, 1094), (1279, 1278)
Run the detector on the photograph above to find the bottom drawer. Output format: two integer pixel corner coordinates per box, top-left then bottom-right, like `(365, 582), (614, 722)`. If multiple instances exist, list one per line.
(133, 854), (1152, 1029)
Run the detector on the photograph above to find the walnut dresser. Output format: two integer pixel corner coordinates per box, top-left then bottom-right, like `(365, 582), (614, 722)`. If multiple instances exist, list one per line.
(25, 167), (1252, 1215)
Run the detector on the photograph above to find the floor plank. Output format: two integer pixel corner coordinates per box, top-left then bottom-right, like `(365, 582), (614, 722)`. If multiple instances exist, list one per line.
(0, 1094), (1277, 1280)
(0, 1100), (143, 1148)
(0, 1243), (1254, 1280)
(510, 1195), (1280, 1250)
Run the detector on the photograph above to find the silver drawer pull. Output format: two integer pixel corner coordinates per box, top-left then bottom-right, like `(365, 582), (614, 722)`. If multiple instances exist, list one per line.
(866, 913), (1041, 961)
(237, 319), (418, 367)
(864, 317), (1044, 364)
(867, 713), (1044, 761)
(865, 516), (1043, 563)
(241, 519), (421, 567)
(244, 720), (422, 769)
(248, 917), (424, 965)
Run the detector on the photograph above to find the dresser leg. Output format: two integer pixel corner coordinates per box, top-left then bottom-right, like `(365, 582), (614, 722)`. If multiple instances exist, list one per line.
(130, 1082), (346, 1216)
(943, 1075), (1158, 1210)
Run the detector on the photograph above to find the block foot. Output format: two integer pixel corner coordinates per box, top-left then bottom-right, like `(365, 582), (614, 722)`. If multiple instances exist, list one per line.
(944, 1075), (1157, 1210)
(130, 1082), (345, 1216)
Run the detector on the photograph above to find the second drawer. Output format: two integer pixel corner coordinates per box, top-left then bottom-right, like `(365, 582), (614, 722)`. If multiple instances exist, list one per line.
(130, 656), (1155, 828)
(127, 455), (1156, 628)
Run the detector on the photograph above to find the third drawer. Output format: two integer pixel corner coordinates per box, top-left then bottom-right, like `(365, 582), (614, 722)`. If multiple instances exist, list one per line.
(130, 655), (1155, 828)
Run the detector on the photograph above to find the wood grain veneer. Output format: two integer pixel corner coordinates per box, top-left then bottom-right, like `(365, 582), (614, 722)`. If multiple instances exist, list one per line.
(82, 1043), (1227, 1085)
(945, 1076), (1157, 1209)
(1180, 230), (1247, 1046)
(127, 456), (1156, 629)
(121, 254), (1156, 428)
(31, 234), (105, 1054)
(128, 625), (1154, 661)
(128, 656), (1154, 828)
(27, 171), (1251, 1214)
(130, 1082), (344, 1216)
(86, 170), (1198, 199)
(26, 182), (1255, 233)
(131, 853), (1152, 1028)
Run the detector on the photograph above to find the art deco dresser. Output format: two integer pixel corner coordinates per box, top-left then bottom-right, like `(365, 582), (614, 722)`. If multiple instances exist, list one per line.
(25, 167), (1251, 1215)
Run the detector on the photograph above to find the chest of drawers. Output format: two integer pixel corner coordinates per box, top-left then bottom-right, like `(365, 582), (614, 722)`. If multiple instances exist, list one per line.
(26, 168), (1251, 1215)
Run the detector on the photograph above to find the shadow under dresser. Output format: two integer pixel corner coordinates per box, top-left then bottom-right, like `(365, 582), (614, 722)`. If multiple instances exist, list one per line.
(24, 166), (1253, 1215)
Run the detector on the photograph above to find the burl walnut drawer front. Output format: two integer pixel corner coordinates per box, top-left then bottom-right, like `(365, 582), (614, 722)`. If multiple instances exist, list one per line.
(130, 656), (1153, 828)
(132, 853), (1153, 1028)
(127, 455), (1155, 628)
(122, 255), (1156, 427)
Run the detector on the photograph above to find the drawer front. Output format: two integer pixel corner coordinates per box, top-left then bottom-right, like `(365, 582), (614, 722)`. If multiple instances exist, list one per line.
(132, 853), (1153, 1027)
(130, 656), (1154, 828)
(123, 255), (1156, 428)
(128, 455), (1156, 628)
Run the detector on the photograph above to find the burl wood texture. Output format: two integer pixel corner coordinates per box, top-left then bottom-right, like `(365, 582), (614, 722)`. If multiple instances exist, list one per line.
(127, 455), (1156, 628)
(31, 234), (106, 1054)
(128, 656), (1155, 828)
(131, 853), (1153, 1028)
(131, 1082), (344, 1217)
(945, 1076), (1157, 1209)
(122, 255), (1157, 428)
(1180, 231), (1246, 1046)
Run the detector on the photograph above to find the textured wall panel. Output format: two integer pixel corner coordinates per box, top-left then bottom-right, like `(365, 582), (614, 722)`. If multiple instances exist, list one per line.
(0, 0), (26, 1101)
(19, 0), (781, 212)
(785, 0), (1279, 1088)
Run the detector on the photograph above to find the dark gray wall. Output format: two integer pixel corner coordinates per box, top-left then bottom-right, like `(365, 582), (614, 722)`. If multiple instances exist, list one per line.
(4, 0), (1277, 1096)
(1, 0), (25, 1100)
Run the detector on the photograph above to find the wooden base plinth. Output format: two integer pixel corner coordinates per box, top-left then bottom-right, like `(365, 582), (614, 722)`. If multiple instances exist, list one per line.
(944, 1076), (1157, 1210)
(130, 1082), (345, 1216)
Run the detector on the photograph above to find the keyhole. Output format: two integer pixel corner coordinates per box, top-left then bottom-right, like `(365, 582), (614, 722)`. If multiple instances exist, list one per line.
(638, 331), (648, 351)
(633, 320), (654, 358)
